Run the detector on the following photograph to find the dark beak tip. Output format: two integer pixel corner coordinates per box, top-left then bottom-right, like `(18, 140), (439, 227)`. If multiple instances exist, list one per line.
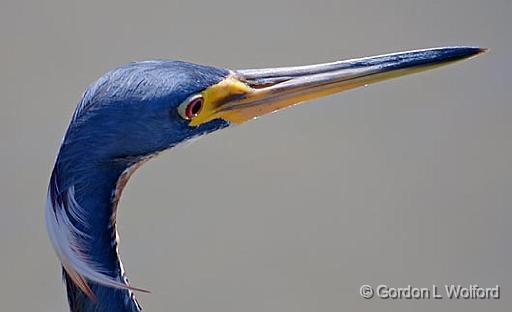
(478, 47), (489, 54)
(467, 46), (489, 61)
(463, 46), (489, 57)
(436, 46), (488, 63)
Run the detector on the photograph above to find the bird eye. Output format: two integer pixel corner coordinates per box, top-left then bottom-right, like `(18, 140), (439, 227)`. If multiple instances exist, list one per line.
(178, 95), (204, 120)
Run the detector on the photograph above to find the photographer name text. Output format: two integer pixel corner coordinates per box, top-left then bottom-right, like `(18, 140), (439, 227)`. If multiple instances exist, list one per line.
(360, 284), (500, 300)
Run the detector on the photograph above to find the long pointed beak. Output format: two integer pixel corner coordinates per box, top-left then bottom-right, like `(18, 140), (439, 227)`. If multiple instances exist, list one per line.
(190, 46), (486, 126)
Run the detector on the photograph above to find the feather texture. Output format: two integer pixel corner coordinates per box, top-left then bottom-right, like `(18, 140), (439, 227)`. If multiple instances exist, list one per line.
(46, 60), (230, 311)
(46, 171), (147, 296)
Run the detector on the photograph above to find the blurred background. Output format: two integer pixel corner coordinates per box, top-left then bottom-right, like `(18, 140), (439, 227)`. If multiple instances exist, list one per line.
(1, 0), (510, 311)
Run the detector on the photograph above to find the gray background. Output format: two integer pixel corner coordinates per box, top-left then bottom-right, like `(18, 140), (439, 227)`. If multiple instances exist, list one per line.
(1, 0), (510, 311)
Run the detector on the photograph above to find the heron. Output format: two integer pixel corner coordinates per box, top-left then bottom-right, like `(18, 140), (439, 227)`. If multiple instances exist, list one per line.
(46, 46), (485, 311)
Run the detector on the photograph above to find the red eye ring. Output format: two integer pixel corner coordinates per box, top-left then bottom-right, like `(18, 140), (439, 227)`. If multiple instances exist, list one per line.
(185, 96), (204, 119)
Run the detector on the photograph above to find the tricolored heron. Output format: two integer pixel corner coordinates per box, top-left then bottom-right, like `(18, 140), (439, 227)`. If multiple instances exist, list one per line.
(46, 46), (485, 311)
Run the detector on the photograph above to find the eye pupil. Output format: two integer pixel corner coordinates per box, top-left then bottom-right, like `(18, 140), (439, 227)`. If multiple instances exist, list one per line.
(191, 100), (202, 115)
(185, 97), (203, 119)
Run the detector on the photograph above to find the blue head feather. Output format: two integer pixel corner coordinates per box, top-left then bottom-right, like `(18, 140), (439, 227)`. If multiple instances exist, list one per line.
(67, 60), (229, 161)
(48, 60), (231, 312)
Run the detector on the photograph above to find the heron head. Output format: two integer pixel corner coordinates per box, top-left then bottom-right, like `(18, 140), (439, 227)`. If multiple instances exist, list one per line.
(66, 47), (485, 163)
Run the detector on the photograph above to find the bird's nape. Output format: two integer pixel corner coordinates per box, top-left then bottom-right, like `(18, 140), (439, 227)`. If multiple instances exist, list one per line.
(46, 46), (486, 312)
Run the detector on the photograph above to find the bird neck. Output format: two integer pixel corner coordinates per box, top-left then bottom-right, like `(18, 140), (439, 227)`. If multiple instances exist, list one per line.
(50, 154), (144, 312)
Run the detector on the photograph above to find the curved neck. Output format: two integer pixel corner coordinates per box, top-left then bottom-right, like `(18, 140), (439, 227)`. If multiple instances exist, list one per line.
(50, 155), (142, 312)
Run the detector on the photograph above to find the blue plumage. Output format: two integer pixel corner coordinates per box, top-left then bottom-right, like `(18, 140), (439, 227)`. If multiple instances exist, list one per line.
(68, 60), (229, 159)
(49, 60), (230, 312)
